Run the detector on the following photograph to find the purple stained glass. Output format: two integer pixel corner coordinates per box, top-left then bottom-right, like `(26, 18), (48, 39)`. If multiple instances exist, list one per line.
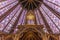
(0, 0), (60, 34)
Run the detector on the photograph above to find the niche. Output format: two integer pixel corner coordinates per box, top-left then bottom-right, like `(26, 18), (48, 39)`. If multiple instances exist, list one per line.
(49, 36), (57, 40)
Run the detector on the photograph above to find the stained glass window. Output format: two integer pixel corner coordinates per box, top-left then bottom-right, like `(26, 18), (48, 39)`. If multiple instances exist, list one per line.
(0, 0), (60, 34)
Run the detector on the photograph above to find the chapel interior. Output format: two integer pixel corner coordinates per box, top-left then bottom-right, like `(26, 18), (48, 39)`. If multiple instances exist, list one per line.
(0, 0), (60, 40)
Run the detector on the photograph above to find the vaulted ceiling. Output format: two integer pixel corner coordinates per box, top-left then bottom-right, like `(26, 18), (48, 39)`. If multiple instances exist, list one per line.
(18, 0), (42, 10)
(0, 0), (60, 34)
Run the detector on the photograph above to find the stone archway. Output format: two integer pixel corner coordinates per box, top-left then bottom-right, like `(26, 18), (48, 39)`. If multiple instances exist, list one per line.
(19, 30), (43, 40)
(18, 25), (44, 40)
(49, 35), (58, 40)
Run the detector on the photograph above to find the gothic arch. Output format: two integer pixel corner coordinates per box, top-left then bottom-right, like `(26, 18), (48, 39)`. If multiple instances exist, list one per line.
(19, 28), (43, 40)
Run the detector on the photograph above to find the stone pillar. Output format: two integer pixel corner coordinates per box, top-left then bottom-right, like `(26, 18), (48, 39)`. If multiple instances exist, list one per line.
(13, 34), (20, 40)
(0, 35), (5, 40)
(59, 35), (60, 40)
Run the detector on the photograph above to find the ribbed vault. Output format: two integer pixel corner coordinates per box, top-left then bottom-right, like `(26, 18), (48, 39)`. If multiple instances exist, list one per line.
(18, 0), (43, 10)
(20, 31), (42, 40)
(18, 25), (44, 40)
